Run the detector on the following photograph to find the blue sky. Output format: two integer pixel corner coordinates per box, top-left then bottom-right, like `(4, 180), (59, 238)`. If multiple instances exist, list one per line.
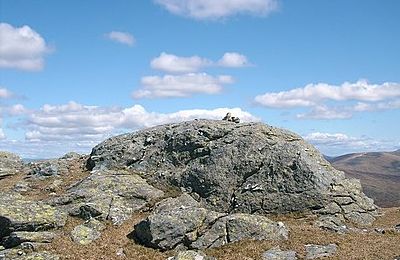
(0, 0), (399, 158)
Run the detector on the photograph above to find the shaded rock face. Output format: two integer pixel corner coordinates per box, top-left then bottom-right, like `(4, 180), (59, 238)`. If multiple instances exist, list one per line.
(0, 152), (24, 179)
(87, 120), (378, 225)
(132, 194), (288, 251)
(49, 169), (164, 225)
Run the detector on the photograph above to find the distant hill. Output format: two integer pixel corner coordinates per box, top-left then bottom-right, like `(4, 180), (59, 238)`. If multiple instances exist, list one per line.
(327, 150), (400, 207)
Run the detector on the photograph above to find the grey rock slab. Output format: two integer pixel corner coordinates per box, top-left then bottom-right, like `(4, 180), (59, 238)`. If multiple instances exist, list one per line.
(0, 193), (66, 239)
(305, 244), (337, 259)
(87, 119), (379, 226)
(262, 247), (297, 260)
(132, 194), (288, 250)
(53, 169), (164, 225)
(167, 250), (216, 260)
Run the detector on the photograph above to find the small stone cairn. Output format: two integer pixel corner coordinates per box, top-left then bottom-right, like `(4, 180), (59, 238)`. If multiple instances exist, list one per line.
(222, 112), (240, 123)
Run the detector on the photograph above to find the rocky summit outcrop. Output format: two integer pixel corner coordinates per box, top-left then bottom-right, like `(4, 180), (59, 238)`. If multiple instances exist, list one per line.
(132, 194), (288, 250)
(87, 119), (379, 226)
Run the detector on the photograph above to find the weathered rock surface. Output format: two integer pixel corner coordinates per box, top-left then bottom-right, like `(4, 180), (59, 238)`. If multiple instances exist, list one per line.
(87, 119), (379, 226)
(70, 219), (105, 245)
(0, 193), (66, 239)
(0, 152), (24, 179)
(167, 250), (216, 260)
(49, 169), (164, 225)
(262, 247), (297, 260)
(132, 194), (288, 250)
(305, 244), (337, 259)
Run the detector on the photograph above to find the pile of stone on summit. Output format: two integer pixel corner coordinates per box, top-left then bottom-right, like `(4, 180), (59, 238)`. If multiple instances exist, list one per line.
(0, 117), (389, 259)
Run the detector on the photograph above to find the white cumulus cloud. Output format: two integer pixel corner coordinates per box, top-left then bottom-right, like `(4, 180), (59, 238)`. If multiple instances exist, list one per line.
(304, 132), (398, 156)
(133, 73), (234, 98)
(151, 52), (211, 73)
(0, 23), (51, 71)
(0, 128), (5, 140)
(218, 52), (250, 67)
(150, 52), (250, 73)
(155, 0), (278, 20)
(255, 80), (400, 120)
(105, 31), (135, 46)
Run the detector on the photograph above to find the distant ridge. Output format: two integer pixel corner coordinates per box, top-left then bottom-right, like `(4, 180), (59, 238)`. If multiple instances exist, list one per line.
(328, 150), (400, 207)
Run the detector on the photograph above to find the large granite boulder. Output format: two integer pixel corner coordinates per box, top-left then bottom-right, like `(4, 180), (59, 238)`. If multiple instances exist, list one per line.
(132, 194), (288, 250)
(0, 152), (24, 179)
(87, 119), (379, 226)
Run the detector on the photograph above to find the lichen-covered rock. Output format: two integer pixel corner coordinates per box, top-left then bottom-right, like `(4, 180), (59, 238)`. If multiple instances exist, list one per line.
(70, 219), (105, 245)
(50, 169), (164, 225)
(167, 250), (216, 260)
(305, 244), (337, 259)
(2, 231), (56, 248)
(0, 193), (66, 239)
(132, 194), (288, 250)
(87, 120), (379, 226)
(0, 152), (24, 179)
(262, 247), (297, 260)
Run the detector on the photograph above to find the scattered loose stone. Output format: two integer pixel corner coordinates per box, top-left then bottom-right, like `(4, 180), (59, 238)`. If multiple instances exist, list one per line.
(395, 224), (400, 232)
(167, 250), (216, 260)
(115, 248), (126, 258)
(262, 247), (297, 260)
(305, 244), (337, 259)
(13, 182), (31, 193)
(70, 219), (105, 245)
(374, 228), (385, 234)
